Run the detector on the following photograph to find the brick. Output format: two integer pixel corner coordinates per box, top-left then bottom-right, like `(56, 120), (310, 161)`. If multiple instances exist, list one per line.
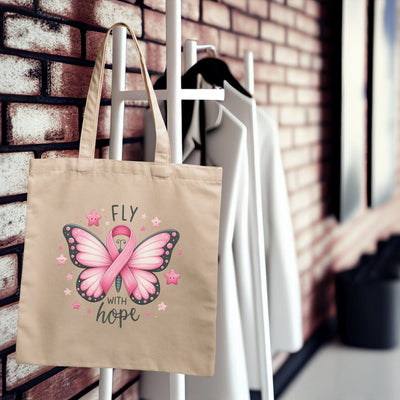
(260, 21), (286, 44)
(282, 147), (310, 169)
(0, 202), (26, 248)
(253, 83), (268, 104)
(8, 104), (79, 145)
(254, 63), (285, 83)
(286, 68), (320, 86)
(203, 1), (230, 29)
(307, 106), (329, 124)
(86, 31), (113, 65)
(297, 164), (321, 186)
(144, 41), (167, 73)
(0, 254), (18, 300)
(219, 31), (238, 58)
(269, 84), (296, 104)
(0, 0), (33, 7)
(113, 369), (140, 393)
(311, 55), (324, 71)
(220, 56), (244, 81)
(0, 303), (18, 351)
(296, 13), (320, 36)
(182, 20), (219, 49)
(41, 150), (79, 158)
(305, 0), (322, 18)
(300, 270), (313, 295)
(49, 62), (112, 98)
(285, 169), (299, 192)
(0, 152), (34, 197)
(222, 0), (246, 10)
(292, 203), (323, 232)
(299, 52), (312, 68)
(294, 125), (321, 145)
(144, 9), (166, 42)
(86, 32), (166, 73)
(144, 0), (164, 12)
(97, 106), (145, 139)
(288, 30), (322, 53)
(182, 0), (200, 20)
(39, 0), (141, 33)
(287, 0), (305, 10)
(248, 0), (269, 18)
(297, 248), (313, 271)
(296, 228), (314, 252)
(238, 37), (272, 62)
(270, 3), (296, 26)
(6, 353), (52, 391)
(4, 13), (81, 58)
(114, 382), (139, 400)
(232, 11), (259, 37)
(274, 45), (299, 66)
(290, 183), (322, 213)
(278, 127), (294, 150)
(0, 55), (41, 95)
(25, 367), (99, 399)
(123, 142), (142, 161)
(279, 106), (307, 125)
(297, 88), (322, 104)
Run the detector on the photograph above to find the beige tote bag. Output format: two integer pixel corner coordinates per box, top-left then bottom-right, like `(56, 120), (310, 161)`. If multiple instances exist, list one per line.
(16, 22), (222, 376)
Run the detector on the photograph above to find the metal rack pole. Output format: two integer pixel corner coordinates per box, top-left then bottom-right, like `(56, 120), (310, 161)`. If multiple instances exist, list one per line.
(166, 1), (185, 398)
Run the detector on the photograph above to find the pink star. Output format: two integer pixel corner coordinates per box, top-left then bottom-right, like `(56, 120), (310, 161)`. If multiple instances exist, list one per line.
(66, 273), (73, 281)
(141, 226), (145, 231)
(56, 254), (67, 265)
(87, 309), (92, 314)
(86, 209), (102, 226)
(141, 213), (147, 219)
(64, 288), (72, 295)
(164, 268), (181, 285)
(151, 216), (161, 227)
(73, 302), (80, 310)
(158, 301), (167, 311)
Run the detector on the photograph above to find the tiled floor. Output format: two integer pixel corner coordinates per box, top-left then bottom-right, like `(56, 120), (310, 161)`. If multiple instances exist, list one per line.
(280, 341), (400, 400)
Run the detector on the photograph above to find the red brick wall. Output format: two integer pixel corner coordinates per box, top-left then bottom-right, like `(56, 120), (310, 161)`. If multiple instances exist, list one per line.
(0, 0), (400, 397)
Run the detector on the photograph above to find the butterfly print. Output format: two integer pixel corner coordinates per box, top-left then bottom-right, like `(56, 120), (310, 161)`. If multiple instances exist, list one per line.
(63, 224), (179, 305)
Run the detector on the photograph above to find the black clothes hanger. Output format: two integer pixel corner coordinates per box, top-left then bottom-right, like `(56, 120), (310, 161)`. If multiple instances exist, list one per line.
(153, 57), (252, 165)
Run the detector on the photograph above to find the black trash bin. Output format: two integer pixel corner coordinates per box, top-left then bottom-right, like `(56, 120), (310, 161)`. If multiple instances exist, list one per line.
(335, 236), (400, 349)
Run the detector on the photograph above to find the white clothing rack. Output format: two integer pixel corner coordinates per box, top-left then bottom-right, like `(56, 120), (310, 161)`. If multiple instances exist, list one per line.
(103, 2), (274, 400)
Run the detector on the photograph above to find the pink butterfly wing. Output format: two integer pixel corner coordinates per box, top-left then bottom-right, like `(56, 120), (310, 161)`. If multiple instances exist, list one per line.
(63, 225), (111, 302)
(126, 230), (180, 304)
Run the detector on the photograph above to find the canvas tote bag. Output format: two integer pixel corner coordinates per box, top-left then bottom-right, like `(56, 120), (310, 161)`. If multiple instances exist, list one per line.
(16, 22), (222, 376)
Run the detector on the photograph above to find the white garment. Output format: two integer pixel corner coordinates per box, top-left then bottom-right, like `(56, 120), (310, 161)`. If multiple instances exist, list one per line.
(223, 82), (302, 356)
(222, 82), (273, 396)
(257, 109), (303, 354)
(141, 97), (250, 400)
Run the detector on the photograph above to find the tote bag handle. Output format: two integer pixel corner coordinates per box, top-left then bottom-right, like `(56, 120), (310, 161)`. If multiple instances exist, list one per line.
(79, 22), (171, 164)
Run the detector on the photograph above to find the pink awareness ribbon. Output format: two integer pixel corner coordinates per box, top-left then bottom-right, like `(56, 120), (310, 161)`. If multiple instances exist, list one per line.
(100, 225), (138, 295)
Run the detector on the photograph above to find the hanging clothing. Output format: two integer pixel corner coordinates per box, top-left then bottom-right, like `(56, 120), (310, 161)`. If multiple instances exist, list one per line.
(257, 109), (303, 354)
(220, 81), (273, 392)
(142, 93), (250, 400)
